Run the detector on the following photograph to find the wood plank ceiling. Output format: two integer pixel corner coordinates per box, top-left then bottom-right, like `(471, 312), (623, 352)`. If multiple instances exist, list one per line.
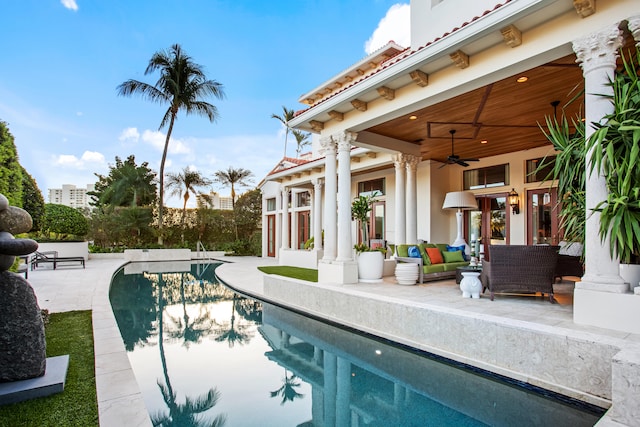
(365, 54), (585, 164)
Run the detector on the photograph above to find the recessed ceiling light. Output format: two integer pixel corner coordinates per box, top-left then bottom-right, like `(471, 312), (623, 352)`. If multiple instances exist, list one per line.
(409, 115), (417, 120)
(517, 76), (528, 83)
(480, 140), (488, 144)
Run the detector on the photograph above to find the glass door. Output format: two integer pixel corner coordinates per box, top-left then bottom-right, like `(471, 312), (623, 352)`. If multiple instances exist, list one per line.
(267, 215), (276, 257)
(527, 188), (559, 245)
(297, 211), (310, 249)
(466, 193), (509, 260)
(370, 201), (385, 241)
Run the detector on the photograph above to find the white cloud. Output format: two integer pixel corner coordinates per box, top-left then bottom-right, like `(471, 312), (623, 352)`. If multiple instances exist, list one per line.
(142, 129), (190, 155)
(118, 127), (140, 143)
(55, 154), (82, 167)
(365, 3), (410, 54)
(76, 111), (83, 116)
(53, 151), (105, 169)
(61, 0), (78, 11)
(81, 151), (105, 163)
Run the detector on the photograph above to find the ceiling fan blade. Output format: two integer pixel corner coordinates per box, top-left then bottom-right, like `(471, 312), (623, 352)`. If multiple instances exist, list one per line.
(456, 160), (470, 167)
(459, 158), (479, 162)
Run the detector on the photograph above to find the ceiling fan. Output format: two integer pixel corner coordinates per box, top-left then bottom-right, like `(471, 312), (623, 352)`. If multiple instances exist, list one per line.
(439, 129), (479, 168)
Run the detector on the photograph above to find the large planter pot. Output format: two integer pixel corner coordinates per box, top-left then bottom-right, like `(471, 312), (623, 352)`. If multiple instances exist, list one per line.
(357, 251), (384, 283)
(619, 264), (640, 292)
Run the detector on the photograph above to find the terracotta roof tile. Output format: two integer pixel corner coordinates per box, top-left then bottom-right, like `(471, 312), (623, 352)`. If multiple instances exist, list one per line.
(294, 1), (509, 118)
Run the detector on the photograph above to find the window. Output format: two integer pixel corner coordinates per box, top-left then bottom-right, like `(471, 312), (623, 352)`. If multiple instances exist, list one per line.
(266, 198), (276, 212)
(525, 156), (556, 183)
(358, 178), (385, 196)
(296, 191), (311, 207)
(463, 164), (509, 190)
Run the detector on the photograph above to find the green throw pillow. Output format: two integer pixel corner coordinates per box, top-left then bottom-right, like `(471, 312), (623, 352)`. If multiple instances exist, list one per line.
(442, 250), (464, 263)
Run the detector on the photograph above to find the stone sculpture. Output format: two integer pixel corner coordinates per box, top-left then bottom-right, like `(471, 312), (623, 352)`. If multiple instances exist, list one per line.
(0, 193), (45, 382)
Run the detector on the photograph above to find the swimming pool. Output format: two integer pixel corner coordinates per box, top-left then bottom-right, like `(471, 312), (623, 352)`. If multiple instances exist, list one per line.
(109, 261), (604, 426)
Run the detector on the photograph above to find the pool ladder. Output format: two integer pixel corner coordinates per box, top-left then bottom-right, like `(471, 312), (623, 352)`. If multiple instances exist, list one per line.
(195, 241), (211, 278)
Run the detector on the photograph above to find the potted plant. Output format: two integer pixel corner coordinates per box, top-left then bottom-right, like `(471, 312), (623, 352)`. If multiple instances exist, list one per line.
(351, 194), (385, 282)
(587, 46), (640, 289)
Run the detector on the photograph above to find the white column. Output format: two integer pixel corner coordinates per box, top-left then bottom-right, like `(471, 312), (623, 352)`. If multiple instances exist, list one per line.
(321, 137), (337, 261)
(312, 178), (324, 251)
(405, 155), (419, 244)
(394, 154), (406, 246)
(573, 24), (626, 291)
(336, 131), (355, 262)
(280, 186), (290, 250)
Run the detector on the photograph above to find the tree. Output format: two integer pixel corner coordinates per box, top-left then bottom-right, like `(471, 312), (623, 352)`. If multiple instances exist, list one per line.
(213, 167), (254, 211)
(292, 129), (311, 157)
(117, 43), (225, 244)
(166, 167), (212, 228)
(0, 120), (23, 207)
(271, 106), (295, 158)
(43, 204), (89, 239)
(20, 166), (45, 233)
(91, 155), (157, 208)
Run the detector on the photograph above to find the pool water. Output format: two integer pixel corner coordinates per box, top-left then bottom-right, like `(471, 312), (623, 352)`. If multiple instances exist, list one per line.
(109, 261), (604, 427)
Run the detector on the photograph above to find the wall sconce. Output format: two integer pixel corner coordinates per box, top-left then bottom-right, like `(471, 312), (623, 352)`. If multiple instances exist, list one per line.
(508, 188), (520, 215)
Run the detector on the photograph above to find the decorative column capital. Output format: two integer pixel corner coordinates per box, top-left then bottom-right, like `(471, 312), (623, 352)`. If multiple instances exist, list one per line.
(312, 178), (324, 188)
(335, 131), (357, 153)
(393, 153), (406, 169)
(280, 185), (290, 195)
(405, 154), (420, 170)
(628, 16), (640, 44)
(320, 136), (336, 157)
(573, 25), (623, 76)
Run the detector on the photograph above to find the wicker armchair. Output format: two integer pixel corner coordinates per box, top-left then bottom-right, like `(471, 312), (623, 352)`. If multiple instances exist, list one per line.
(481, 245), (559, 302)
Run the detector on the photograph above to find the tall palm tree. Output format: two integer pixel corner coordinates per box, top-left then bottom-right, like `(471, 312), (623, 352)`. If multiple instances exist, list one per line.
(271, 106), (295, 158)
(117, 44), (225, 244)
(292, 129), (310, 157)
(213, 167), (254, 210)
(166, 167), (212, 228)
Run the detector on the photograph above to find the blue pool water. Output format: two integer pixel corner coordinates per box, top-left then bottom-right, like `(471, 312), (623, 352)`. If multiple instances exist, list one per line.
(109, 261), (604, 426)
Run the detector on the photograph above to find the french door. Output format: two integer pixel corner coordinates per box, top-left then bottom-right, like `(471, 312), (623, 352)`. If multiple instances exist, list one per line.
(527, 188), (559, 245)
(466, 193), (509, 259)
(267, 215), (276, 257)
(297, 211), (310, 249)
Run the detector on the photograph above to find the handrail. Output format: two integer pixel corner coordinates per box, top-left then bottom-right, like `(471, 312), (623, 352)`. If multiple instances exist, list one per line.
(195, 241), (211, 278)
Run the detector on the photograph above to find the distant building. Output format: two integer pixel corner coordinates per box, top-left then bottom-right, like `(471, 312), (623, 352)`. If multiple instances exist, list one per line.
(48, 184), (95, 210)
(197, 192), (235, 210)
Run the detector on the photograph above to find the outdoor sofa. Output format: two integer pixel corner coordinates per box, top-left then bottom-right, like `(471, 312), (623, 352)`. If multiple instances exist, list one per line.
(395, 243), (469, 283)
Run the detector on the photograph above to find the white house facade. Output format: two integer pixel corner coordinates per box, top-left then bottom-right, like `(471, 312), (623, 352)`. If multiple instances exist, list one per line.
(259, 2), (640, 423)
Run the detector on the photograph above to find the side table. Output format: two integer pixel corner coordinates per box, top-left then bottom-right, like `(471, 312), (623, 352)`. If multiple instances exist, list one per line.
(455, 265), (482, 284)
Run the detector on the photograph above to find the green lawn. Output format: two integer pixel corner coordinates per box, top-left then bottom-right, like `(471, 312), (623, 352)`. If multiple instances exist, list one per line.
(0, 310), (98, 427)
(258, 265), (318, 282)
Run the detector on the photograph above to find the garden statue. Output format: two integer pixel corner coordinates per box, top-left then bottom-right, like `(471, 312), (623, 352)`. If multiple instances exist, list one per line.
(0, 193), (45, 382)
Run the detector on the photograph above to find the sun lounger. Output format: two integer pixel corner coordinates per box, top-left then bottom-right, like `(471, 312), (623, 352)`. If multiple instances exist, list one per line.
(31, 251), (85, 270)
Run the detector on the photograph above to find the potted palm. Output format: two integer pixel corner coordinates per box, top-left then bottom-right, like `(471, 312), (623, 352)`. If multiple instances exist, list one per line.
(587, 46), (640, 290)
(351, 194), (385, 282)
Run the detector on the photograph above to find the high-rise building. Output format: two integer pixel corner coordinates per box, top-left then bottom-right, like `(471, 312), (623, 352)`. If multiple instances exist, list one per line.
(48, 184), (95, 210)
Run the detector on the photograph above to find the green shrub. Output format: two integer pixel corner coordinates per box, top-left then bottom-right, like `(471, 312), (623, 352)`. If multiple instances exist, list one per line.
(42, 204), (89, 239)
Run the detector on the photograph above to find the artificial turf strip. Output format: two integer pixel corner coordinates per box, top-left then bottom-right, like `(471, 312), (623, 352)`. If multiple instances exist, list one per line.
(0, 310), (99, 427)
(258, 265), (318, 282)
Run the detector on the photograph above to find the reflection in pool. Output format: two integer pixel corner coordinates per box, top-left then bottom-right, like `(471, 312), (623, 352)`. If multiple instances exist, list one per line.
(109, 261), (604, 426)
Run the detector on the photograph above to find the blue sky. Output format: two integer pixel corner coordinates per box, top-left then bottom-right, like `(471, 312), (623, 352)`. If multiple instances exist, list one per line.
(0, 0), (409, 207)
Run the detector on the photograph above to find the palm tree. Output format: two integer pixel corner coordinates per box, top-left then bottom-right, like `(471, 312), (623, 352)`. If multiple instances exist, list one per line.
(117, 44), (225, 244)
(271, 106), (295, 158)
(213, 167), (254, 211)
(292, 129), (310, 157)
(166, 167), (212, 228)
(269, 369), (305, 405)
